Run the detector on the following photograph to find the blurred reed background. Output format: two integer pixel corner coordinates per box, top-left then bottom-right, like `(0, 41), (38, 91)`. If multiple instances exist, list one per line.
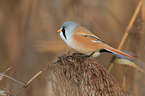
(0, 0), (144, 96)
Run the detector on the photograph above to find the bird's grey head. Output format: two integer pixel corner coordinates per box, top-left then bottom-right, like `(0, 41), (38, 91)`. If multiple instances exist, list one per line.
(61, 21), (78, 30)
(60, 21), (78, 40)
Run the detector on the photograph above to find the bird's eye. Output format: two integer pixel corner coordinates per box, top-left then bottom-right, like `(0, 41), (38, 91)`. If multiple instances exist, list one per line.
(62, 27), (67, 39)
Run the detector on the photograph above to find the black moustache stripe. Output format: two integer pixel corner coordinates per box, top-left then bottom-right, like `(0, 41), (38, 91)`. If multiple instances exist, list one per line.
(62, 27), (67, 39)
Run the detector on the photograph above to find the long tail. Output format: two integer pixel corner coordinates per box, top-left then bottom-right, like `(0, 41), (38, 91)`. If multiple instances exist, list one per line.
(103, 45), (136, 60)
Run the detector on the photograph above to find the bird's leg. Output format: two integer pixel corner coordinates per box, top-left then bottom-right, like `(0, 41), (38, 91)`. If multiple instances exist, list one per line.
(88, 51), (96, 57)
(72, 53), (84, 57)
(82, 51), (95, 60)
(68, 50), (71, 54)
(72, 53), (85, 60)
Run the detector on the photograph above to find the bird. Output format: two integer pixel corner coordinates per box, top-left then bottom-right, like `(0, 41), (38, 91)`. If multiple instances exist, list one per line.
(57, 21), (135, 60)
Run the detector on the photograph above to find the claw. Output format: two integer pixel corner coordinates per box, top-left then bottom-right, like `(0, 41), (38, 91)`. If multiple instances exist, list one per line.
(72, 53), (84, 60)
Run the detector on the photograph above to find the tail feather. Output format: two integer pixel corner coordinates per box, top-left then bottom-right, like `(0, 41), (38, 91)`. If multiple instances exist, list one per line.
(104, 45), (135, 60)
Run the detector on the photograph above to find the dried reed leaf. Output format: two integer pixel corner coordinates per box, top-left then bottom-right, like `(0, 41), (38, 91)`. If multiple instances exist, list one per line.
(111, 58), (144, 73)
(110, 51), (144, 72)
(0, 86), (10, 96)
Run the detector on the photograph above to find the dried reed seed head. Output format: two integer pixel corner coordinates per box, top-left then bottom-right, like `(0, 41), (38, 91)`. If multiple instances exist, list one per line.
(129, 18), (142, 34)
(43, 53), (127, 96)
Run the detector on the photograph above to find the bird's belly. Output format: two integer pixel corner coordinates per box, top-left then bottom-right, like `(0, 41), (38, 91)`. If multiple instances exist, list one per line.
(70, 40), (100, 57)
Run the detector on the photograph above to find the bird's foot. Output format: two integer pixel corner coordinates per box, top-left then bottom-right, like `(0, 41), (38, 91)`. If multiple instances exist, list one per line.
(72, 53), (84, 57)
(72, 53), (90, 60)
(82, 51), (96, 60)
(72, 53), (84, 60)
(82, 55), (90, 60)
(72, 52), (95, 60)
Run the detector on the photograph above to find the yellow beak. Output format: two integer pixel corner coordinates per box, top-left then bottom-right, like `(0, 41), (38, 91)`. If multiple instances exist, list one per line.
(57, 29), (62, 32)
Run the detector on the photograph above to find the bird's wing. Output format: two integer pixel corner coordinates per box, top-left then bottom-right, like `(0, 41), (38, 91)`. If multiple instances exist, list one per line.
(74, 26), (105, 43)
(73, 34), (106, 52)
(82, 34), (105, 43)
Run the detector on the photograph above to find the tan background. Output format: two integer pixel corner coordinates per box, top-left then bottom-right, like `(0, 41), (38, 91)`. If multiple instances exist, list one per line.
(0, 0), (144, 96)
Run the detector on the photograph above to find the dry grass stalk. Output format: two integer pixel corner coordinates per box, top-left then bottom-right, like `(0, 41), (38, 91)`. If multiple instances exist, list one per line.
(108, 1), (142, 72)
(118, 1), (142, 50)
(16, 71), (43, 96)
(43, 53), (127, 96)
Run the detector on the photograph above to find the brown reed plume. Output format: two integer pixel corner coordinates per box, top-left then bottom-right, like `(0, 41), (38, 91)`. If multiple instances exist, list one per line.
(42, 53), (127, 96)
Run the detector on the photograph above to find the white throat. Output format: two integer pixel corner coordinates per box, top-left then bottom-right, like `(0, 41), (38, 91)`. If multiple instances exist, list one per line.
(59, 30), (72, 47)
